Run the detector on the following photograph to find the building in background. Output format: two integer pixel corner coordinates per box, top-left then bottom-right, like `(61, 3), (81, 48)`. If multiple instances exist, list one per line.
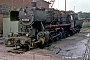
(0, 0), (50, 36)
(0, 0), (49, 9)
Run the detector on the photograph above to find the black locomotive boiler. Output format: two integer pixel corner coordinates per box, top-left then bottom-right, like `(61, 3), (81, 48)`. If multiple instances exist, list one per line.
(8, 1), (83, 50)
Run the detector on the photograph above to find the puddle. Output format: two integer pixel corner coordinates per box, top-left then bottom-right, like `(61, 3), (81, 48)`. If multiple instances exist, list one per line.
(58, 38), (89, 57)
(85, 33), (90, 37)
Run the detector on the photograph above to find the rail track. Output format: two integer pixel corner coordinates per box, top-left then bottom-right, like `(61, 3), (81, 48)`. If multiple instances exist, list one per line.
(0, 27), (89, 60)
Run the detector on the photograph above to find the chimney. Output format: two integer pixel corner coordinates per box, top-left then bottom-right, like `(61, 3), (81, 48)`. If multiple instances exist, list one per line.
(32, 0), (37, 7)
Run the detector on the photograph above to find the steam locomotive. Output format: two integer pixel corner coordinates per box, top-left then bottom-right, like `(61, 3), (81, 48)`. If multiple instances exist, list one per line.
(8, 2), (83, 50)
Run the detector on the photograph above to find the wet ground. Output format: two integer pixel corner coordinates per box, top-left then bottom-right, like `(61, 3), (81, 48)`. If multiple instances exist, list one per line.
(0, 27), (89, 60)
(31, 32), (89, 57)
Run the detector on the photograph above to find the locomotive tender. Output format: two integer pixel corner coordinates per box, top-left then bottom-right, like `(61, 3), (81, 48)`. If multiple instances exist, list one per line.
(9, 1), (83, 50)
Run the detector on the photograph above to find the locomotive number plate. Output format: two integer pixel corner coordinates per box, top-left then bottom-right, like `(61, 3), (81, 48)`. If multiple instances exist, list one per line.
(22, 19), (30, 21)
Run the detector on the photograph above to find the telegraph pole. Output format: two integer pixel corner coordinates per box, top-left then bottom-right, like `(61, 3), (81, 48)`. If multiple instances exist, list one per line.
(65, 0), (66, 11)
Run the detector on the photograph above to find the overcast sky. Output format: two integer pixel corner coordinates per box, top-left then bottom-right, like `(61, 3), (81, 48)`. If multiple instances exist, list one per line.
(44, 0), (90, 12)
